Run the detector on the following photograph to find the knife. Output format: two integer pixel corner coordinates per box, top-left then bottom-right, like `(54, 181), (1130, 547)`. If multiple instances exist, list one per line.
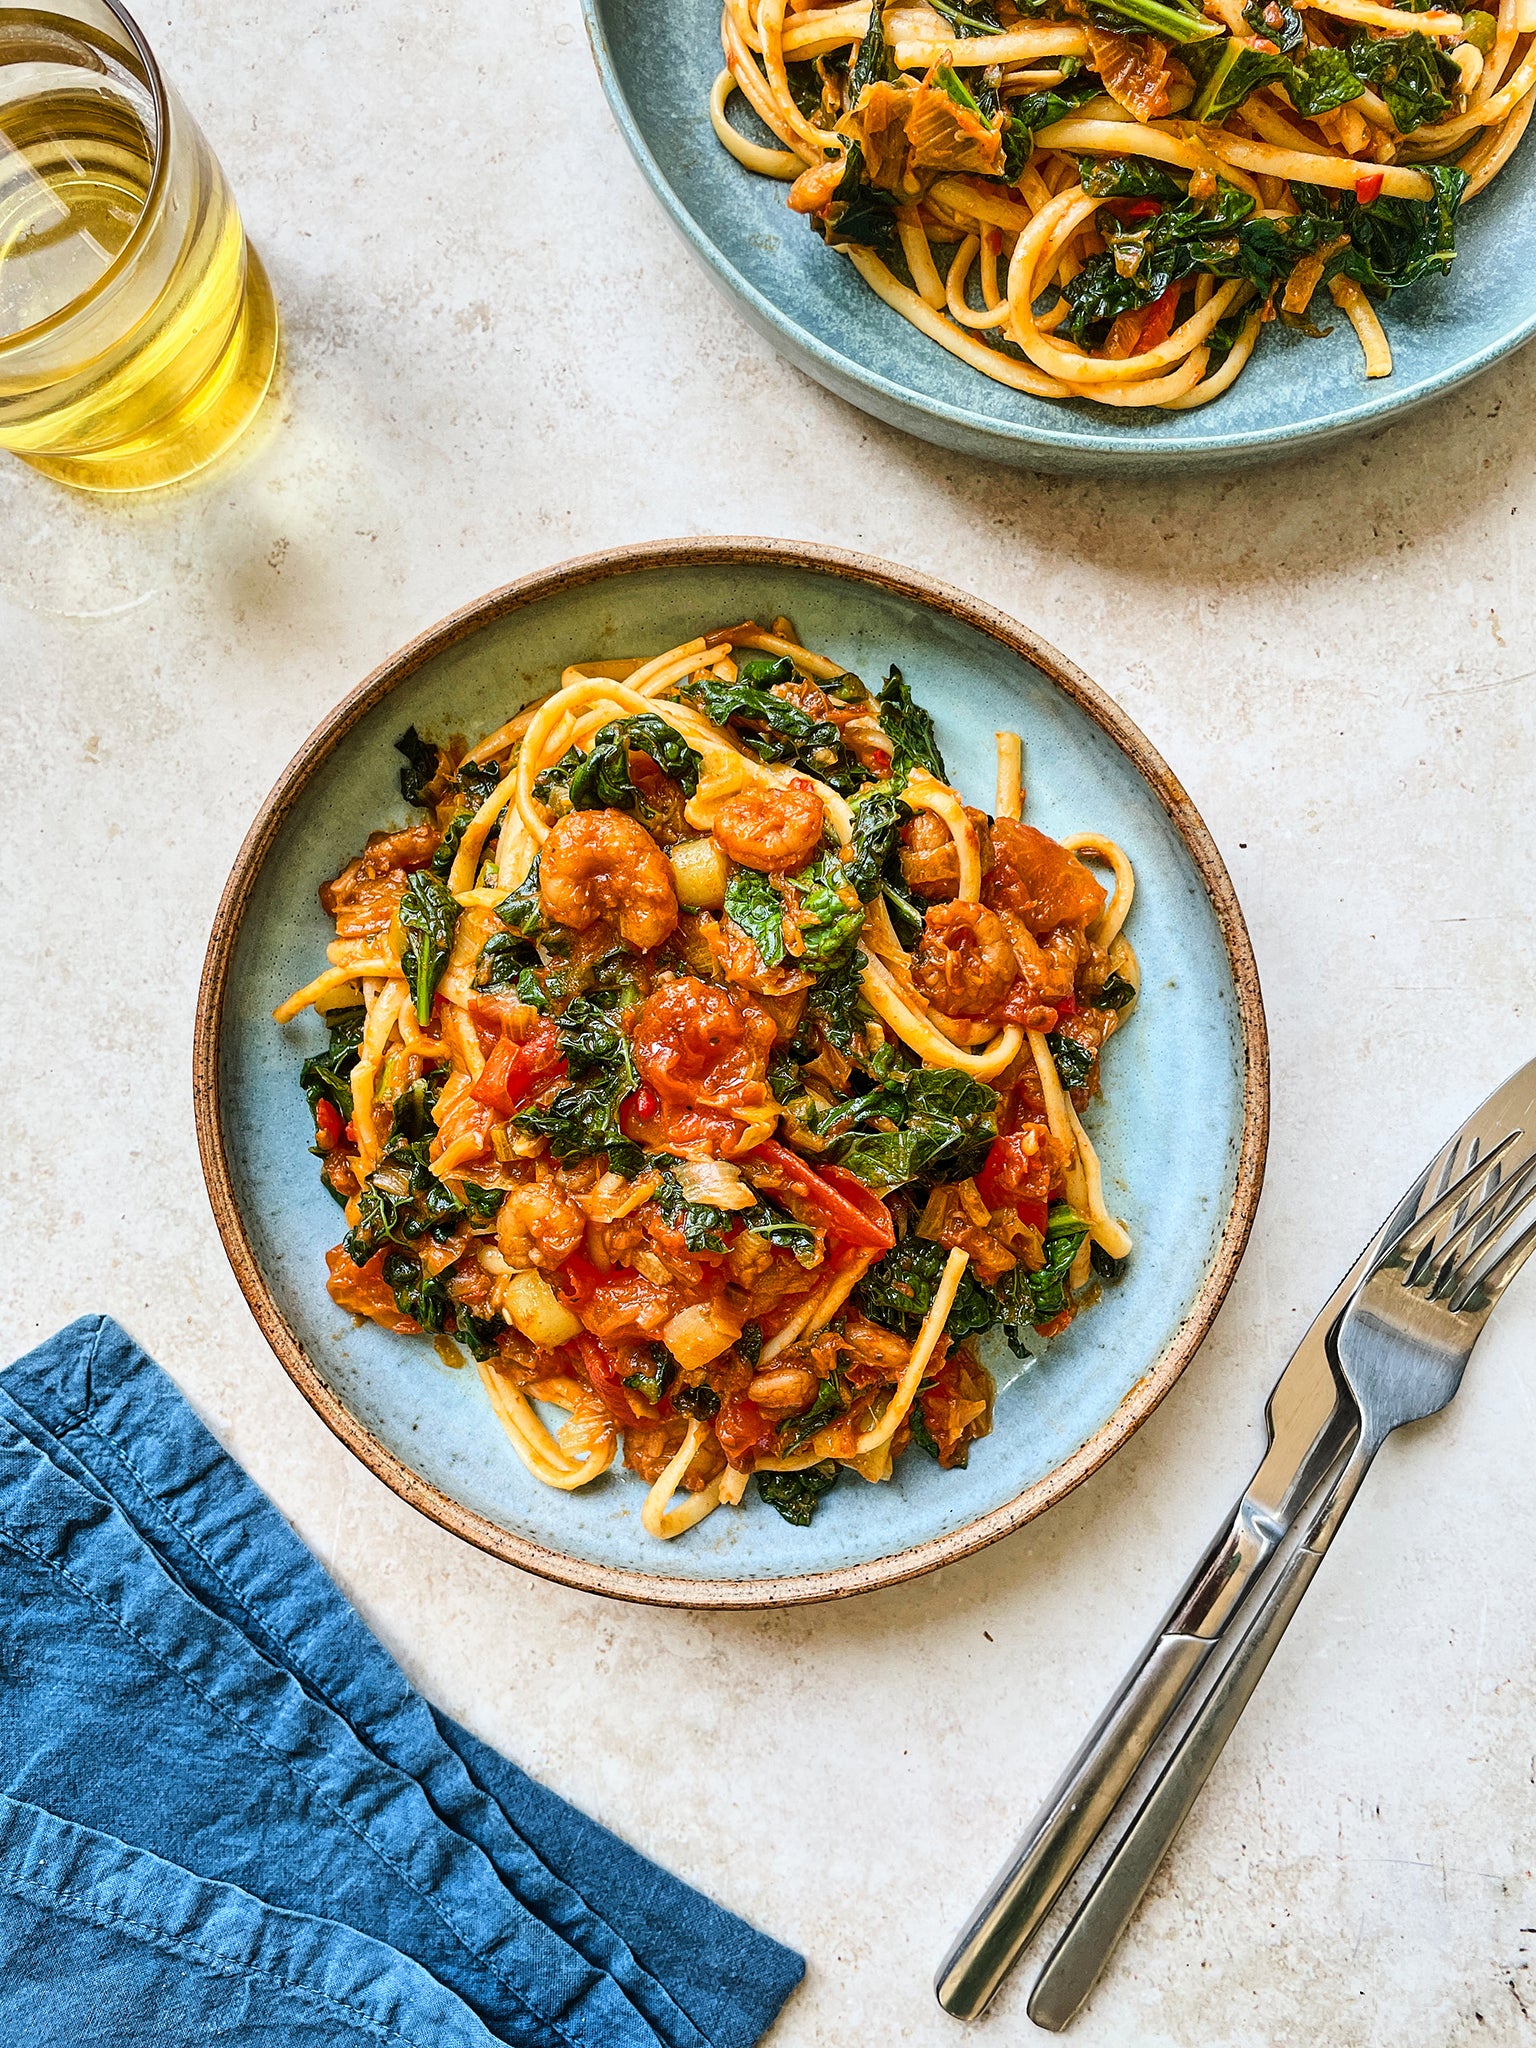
(933, 1166), (1438, 2021)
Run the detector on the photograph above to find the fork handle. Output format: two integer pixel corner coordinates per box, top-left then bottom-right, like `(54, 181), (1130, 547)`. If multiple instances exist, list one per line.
(1027, 1444), (1376, 2031)
(933, 1630), (1213, 2018)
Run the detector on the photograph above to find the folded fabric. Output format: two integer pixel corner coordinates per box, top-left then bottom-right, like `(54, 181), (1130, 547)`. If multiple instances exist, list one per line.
(0, 1317), (803, 2046)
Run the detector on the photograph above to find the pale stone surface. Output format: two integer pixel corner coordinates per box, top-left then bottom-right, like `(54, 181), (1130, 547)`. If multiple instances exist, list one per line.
(2, 3), (1535, 2042)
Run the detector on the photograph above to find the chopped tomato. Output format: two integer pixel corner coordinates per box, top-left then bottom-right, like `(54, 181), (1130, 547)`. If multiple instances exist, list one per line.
(1354, 170), (1384, 206)
(1104, 198), (1163, 222)
(1053, 993), (1078, 1021)
(470, 1020), (566, 1117)
(715, 1393), (776, 1468)
(1135, 283), (1181, 351)
(576, 1334), (642, 1427)
(556, 1251), (604, 1305)
(631, 1082), (658, 1121)
(325, 1247), (418, 1334)
(976, 1131), (1052, 1232)
(748, 1140), (895, 1251)
(313, 1098), (344, 1152)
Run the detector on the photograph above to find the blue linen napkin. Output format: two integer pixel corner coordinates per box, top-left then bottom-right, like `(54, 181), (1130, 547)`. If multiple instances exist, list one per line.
(0, 1316), (803, 2045)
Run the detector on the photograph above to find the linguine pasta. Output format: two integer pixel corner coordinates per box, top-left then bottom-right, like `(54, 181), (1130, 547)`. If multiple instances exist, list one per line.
(277, 622), (1137, 1539)
(709, 0), (1531, 408)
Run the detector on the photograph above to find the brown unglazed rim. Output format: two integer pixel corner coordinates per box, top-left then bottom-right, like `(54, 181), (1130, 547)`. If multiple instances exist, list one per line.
(194, 537), (1270, 1610)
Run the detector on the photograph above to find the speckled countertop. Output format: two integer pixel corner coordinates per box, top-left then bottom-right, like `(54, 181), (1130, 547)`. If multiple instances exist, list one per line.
(3, 4), (1535, 2042)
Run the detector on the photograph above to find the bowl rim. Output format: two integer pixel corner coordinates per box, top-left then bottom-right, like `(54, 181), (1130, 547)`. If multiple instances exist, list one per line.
(580, 0), (1536, 464)
(194, 536), (1270, 1609)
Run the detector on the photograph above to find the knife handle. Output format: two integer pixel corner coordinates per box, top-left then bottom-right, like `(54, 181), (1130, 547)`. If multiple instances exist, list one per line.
(1026, 1443), (1376, 2031)
(934, 1629), (1211, 2019)
(934, 1447), (1330, 2026)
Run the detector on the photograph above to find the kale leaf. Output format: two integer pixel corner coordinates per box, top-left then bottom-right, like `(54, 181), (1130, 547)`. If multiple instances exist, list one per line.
(300, 1006), (365, 1123)
(847, 789), (912, 903)
(812, 142), (900, 259)
(1001, 78), (1101, 178)
(1087, 0), (1223, 40)
(1319, 164), (1467, 293)
(1006, 1202), (1090, 1325)
(738, 1201), (820, 1267)
(1190, 37), (1363, 122)
(1045, 1032), (1095, 1090)
(398, 871), (461, 1024)
(680, 659), (867, 793)
(794, 852), (865, 974)
(454, 1309), (503, 1361)
(395, 727), (441, 807)
(848, 8), (895, 98)
(756, 1460), (839, 1526)
(624, 1345), (676, 1406)
(652, 1162), (734, 1254)
(820, 1067), (998, 1193)
(674, 1381), (723, 1419)
(855, 1236), (999, 1339)
(1242, 0), (1304, 51)
(533, 715), (702, 820)
(1347, 28), (1457, 132)
(512, 996), (642, 1175)
(381, 1250), (449, 1331)
(724, 868), (786, 969)
(804, 950), (871, 1055)
(876, 667), (947, 784)
(344, 1123), (466, 1267)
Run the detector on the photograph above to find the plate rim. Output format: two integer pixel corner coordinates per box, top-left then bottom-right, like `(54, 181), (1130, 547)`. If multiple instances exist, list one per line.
(194, 536), (1270, 1609)
(581, 0), (1536, 465)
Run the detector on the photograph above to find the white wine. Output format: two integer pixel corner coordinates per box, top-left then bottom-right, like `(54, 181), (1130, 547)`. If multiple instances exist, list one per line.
(0, 7), (276, 491)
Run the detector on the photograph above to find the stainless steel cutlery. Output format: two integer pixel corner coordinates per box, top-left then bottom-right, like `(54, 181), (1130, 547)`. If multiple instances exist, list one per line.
(937, 1055), (1536, 2027)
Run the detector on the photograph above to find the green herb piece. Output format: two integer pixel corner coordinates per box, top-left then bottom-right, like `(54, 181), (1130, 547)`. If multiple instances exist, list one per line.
(779, 1372), (847, 1451)
(756, 1460), (839, 1526)
(430, 807), (474, 878)
(455, 1310), (502, 1361)
(300, 1006), (365, 1124)
(1097, 971), (1137, 1011)
(398, 870), (461, 1025)
(652, 1163), (734, 1254)
(737, 1321), (764, 1368)
(848, 8), (895, 97)
(674, 1382), (722, 1419)
(512, 996), (642, 1175)
(624, 1345), (676, 1406)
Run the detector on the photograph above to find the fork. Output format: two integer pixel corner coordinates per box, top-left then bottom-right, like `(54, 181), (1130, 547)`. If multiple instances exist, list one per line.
(1027, 1125), (1536, 2029)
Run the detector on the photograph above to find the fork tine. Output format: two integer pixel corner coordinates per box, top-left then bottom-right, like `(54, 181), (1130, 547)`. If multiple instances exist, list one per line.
(1392, 1130), (1524, 1265)
(1451, 1207), (1536, 1313)
(1416, 1153), (1536, 1293)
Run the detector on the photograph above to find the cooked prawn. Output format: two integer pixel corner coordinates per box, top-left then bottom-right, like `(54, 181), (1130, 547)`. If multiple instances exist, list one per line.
(632, 976), (777, 1107)
(712, 783), (825, 873)
(539, 811), (678, 949)
(497, 1183), (587, 1272)
(912, 901), (1019, 1018)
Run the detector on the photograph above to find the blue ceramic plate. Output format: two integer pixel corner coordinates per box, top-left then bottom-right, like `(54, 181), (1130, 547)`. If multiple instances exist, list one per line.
(196, 541), (1268, 1607)
(583, 0), (1536, 473)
